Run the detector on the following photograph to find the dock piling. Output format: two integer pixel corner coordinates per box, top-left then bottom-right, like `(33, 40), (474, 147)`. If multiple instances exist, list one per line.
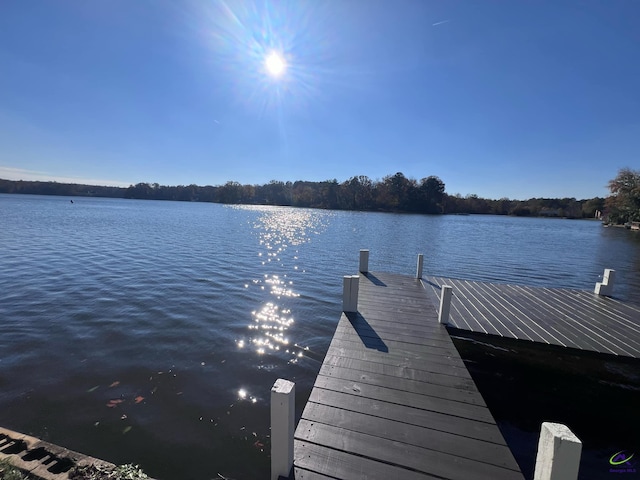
(594, 268), (616, 296)
(533, 422), (582, 480)
(416, 254), (424, 279)
(342, 275), (360, 312)
(438, 285), (453, 324)
(271, 379), (295, 480)
(342, 275), (351, 312)
(359, 249), (369, 273)
(350, 275), (360, 312)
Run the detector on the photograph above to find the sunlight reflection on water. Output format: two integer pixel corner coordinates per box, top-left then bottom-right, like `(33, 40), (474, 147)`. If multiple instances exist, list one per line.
(231, 205), (331, 365)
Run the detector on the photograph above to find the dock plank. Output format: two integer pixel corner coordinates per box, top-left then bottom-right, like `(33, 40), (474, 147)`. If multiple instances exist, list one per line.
(322, 351), (475, 383)
(310, 375), (494, 422)
(294, 442), (437, 480)
(333, 323), (455, 348)
(318, 363), (486, 406)
(302, 402), (516, 468)
(297, 420), (522, 480)
(307, 388), (505, 444)
(327, 334), (463, 359)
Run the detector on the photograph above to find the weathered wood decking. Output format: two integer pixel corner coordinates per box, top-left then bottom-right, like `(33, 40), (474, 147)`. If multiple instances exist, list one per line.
(293, 272), (524, 480)
(422, 276), (640, 358)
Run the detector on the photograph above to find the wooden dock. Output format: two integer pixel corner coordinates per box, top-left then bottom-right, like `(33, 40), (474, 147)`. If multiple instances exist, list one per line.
(422, 276), (640, 358)
(293, 272), (525, 480)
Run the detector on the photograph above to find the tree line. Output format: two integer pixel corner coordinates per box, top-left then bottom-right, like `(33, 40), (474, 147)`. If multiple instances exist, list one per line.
(125, 173), (447, 214)
(0, 172), (610, 219)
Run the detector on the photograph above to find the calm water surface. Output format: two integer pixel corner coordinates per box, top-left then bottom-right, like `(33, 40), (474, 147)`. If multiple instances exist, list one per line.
(1, 194), (639, 479)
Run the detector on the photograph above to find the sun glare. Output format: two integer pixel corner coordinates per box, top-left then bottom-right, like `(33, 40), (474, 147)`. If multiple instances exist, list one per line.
(265, 52), (286, 77)
(209, 0), (324, 111)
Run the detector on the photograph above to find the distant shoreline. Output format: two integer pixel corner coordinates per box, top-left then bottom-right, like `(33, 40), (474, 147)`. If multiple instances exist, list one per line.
(0, 177), (606, 220)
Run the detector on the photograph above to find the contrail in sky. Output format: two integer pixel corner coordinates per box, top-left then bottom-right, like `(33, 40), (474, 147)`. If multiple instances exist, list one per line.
(432, 20), (451, 26)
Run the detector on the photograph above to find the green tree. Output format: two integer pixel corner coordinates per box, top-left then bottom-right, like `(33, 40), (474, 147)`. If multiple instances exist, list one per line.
(377, 172), (416, 211)
(320, 180), (339, 209)
(418, 176), (445, 213)
(606, 168), (640, 223)
(216, 181), (243, 204)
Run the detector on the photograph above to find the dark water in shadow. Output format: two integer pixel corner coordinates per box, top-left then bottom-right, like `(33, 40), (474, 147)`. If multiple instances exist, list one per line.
(451, 334), (640, 480)
(1, 194), (639, 479)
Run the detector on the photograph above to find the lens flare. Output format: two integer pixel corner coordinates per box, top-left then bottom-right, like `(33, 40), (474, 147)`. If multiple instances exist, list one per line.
(204, 0), (335, 113)
(265, 51), (286, 77)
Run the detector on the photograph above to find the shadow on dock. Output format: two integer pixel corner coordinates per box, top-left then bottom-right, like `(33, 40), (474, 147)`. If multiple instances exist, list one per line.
(345, 312), (389, 353)
(362, 272), (386, 286)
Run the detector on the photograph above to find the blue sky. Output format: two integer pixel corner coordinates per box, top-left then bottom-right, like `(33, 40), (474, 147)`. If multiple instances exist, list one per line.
(1, 0), (638, 199)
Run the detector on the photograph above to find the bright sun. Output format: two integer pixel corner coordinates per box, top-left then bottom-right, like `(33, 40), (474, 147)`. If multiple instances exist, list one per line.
(265, 52), (286, 77)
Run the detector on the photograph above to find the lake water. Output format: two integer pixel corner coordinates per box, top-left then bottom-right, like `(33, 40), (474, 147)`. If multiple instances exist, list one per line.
(1, 194), (639, 479)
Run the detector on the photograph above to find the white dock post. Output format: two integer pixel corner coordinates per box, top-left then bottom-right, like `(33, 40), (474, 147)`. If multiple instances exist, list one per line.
(533, 422), (582, 480)
(594, 268), (616, 296)
(416, 254), (424, 279)
(438, 286), (453, 325)
(604, 268), (616, 295)
(359, 249), (369, 273)
(342, 276), (352, 312)
(350, 274), (360, 312)
(271, 379), (295, 480)
(342, 275), (359, 312)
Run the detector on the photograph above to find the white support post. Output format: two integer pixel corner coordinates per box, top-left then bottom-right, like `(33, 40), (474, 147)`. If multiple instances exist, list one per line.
(533, 422), (582, 480)
(359, 249), (369, 273)
(342, 275), (359, 312)
(350, 275), (360, 312)
(594, 268), (616, 296)
(342, 276), (352, 312)
(271, 379), (295, 480)
(416, 254), (424, 279)
(438, 285), (453, 325)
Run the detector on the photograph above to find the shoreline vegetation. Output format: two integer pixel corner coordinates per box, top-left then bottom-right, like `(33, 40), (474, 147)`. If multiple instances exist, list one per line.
(0, 173), (608, 219)
(2, 167), (638, 222)
(0, 460), (149, 480)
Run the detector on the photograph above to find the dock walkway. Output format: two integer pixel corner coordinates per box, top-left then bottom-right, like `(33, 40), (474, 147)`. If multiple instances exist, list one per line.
(293, 272), (524, 480)
(422, 276), (640, 358)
